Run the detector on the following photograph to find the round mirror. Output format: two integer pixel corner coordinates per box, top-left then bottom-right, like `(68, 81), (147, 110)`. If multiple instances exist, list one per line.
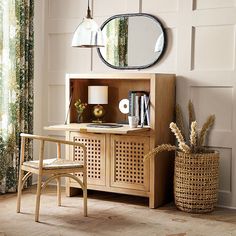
(97, 13), (166, 70)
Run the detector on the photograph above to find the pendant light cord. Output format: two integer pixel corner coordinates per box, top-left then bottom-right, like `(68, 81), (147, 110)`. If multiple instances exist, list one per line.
(86, 0), (92, 19)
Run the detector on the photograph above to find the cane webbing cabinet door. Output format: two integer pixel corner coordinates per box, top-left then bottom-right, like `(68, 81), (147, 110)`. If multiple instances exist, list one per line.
(70, 132), (106, 186)
(110, 134), (150, 191)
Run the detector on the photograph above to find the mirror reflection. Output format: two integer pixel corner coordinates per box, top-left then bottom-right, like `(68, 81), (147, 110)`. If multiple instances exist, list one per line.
(97, 14), (166, 69)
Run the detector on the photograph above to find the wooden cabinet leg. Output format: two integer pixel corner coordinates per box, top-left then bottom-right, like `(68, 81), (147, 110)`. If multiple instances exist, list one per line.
(149, 195), (158, 209)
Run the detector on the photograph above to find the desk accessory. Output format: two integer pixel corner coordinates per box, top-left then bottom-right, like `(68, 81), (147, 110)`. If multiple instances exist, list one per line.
(87, 123), (123, 128)
(88, 86), (108, 123)
(118, 98), (129, 124)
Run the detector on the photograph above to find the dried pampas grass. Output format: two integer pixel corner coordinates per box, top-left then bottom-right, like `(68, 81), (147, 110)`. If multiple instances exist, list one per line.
(188, 100), (196, 129)
(144, 144), (176, 161)
(169, 122), (185, 144)
(176, 104), (186, 140)
(198, 115), (215, 147)
(190, 121), (197, 152)
(143, 101), (216, 161)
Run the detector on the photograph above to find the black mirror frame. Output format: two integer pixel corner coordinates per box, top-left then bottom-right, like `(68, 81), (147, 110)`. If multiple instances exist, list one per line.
(97, 13), (167, 70)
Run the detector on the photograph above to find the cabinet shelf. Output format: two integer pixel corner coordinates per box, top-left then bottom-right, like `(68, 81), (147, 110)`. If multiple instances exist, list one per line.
(68, 76), (150, 124)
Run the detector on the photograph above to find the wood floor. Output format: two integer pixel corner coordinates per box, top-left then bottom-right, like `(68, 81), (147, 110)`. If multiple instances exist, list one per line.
(0, 186), (235, 236)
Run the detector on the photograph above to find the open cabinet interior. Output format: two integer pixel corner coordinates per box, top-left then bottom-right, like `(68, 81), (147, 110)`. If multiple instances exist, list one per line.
(69, 78), (151, 124)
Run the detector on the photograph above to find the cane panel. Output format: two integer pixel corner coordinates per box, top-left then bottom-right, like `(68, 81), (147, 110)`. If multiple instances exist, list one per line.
(70, 132), (106, 186)
(110, 135), (150, 191)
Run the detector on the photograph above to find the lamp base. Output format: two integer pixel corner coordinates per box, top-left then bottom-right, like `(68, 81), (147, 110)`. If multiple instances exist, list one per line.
(92, 119), (103, 123)
(92, 104), (105, 123)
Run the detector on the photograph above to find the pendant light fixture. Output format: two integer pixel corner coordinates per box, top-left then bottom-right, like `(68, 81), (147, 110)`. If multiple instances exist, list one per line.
(71, 0), (104, 48)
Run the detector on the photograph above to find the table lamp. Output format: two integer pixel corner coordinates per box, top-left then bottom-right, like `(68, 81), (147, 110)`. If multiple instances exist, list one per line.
(88, 86), (108, 123)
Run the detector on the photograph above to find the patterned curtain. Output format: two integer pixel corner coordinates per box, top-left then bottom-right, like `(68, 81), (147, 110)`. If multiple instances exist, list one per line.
(106, 17), (128, 67)
(117, 17), (128, 67)
(0, 0), (34, 193)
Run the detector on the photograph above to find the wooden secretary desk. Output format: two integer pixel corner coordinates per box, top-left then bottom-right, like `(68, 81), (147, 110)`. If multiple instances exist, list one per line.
(45, 73), (176, 208)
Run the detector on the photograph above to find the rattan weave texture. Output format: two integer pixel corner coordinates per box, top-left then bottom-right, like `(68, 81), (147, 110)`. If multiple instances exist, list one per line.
(174, 151), (219, 213)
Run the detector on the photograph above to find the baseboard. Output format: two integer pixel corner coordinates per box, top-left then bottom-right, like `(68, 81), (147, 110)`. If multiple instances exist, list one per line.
(217, 204), (236, 210)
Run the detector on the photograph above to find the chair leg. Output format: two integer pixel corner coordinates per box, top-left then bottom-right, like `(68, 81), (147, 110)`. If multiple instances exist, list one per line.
(83, 172), (87, 217)
(83, 188), (87, 217)
(35, 174), (43, 222)
(16, 169), (24, 213)
(56, 177), (61, 206)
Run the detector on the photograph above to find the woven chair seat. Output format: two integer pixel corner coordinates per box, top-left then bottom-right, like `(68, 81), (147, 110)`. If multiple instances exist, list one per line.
(23, 158), (83, 170)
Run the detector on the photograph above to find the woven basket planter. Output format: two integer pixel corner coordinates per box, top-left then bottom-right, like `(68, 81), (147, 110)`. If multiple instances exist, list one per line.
(174, 150), (219, 213)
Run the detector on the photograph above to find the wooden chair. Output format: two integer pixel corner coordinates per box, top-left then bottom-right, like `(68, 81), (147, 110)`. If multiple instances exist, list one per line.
(16, 133), (87, 222)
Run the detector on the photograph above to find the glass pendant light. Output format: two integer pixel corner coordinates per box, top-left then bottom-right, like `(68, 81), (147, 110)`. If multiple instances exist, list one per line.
(71, 0), (104, 48)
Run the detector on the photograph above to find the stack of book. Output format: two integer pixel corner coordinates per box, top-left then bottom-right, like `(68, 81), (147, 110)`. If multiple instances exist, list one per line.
(128, 91), (150, 127)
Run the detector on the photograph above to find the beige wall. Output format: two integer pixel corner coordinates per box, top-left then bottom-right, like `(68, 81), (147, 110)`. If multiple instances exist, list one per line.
(34, 0), (236, 208)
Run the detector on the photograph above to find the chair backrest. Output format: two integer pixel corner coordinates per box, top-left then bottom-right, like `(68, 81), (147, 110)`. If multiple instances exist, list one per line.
(20, 133), (87, 170)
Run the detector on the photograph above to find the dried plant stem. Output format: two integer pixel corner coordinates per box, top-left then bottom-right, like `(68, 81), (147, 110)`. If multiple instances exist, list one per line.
(179, 142), (191, 153)
(188, 100), (196, 129)
(170, 122), (191, 153)
(176, 104), (186, 140)
(170, 122), (185, 143)
(145, 102), (215, 157)
(144, 144), (176, 161)
(198, 115), (215, 147)
(190, 121), (197, 152)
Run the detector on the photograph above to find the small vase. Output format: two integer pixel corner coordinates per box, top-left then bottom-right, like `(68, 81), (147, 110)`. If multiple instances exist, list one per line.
(77, 112), (83, 123)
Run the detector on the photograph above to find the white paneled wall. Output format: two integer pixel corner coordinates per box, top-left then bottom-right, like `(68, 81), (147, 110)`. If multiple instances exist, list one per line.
(193, 25), (235, 71)
(193, 0), (236, 10)
(34, 0), (236, 208)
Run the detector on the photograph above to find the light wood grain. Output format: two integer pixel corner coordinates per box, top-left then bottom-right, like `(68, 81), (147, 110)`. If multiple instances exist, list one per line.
(45, 123), (150, 134)
(69, 132), (106, 186)
(16, 134), (88, 221)
(110, 135), (150, 192)
(46, 73), (176, 208)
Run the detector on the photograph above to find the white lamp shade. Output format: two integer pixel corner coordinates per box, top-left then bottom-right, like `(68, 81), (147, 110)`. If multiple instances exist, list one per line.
(72, 18), (104, 48)
(88, 86), (108, 104)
